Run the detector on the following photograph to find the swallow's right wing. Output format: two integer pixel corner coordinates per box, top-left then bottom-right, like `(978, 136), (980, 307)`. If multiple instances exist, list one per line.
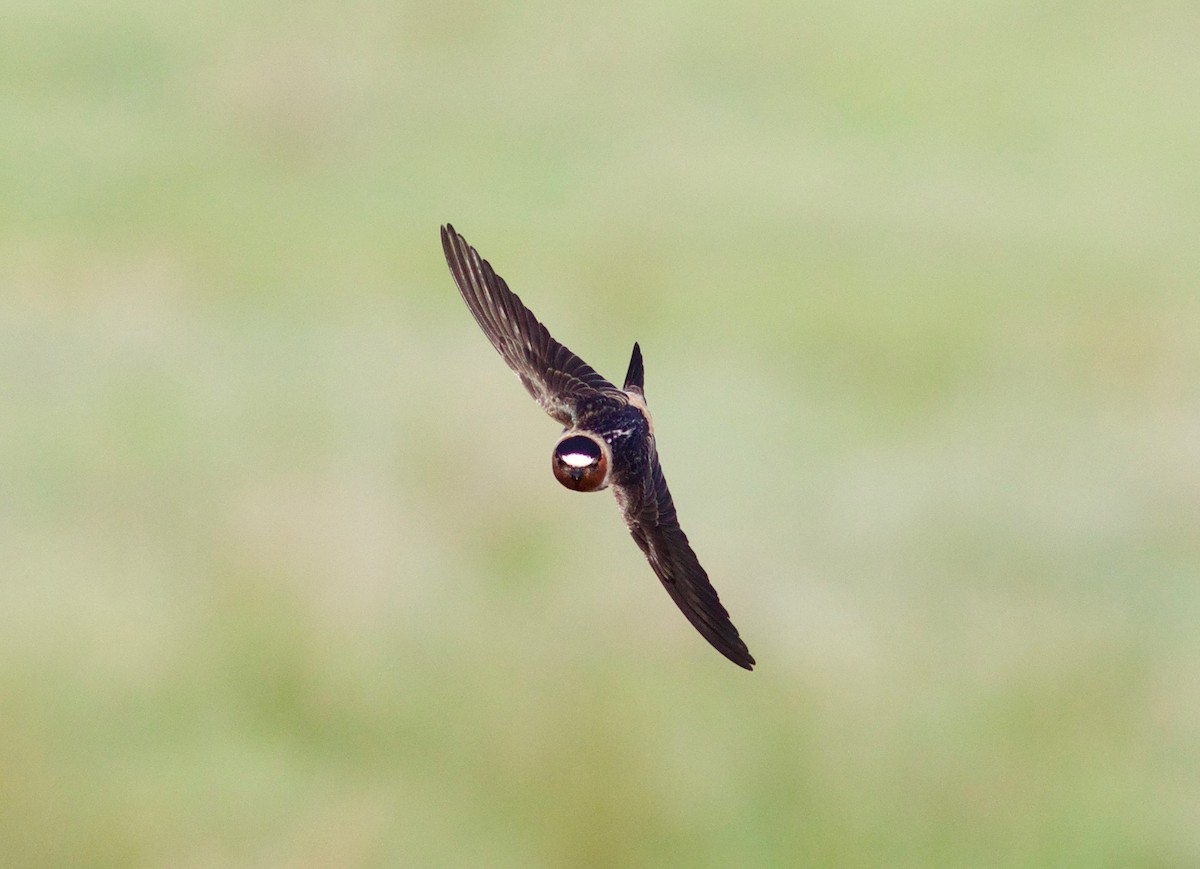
(441, 224), (628, 426)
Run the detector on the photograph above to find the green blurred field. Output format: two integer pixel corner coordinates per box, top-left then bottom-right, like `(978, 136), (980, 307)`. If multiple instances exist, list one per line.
(3, 0), (1199, 865)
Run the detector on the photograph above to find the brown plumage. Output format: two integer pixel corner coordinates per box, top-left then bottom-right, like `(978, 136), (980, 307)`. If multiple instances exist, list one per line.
(441, 224), (755, 670)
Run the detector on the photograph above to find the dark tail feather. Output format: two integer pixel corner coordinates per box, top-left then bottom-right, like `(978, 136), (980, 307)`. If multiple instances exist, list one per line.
(622, 342), (644, 393)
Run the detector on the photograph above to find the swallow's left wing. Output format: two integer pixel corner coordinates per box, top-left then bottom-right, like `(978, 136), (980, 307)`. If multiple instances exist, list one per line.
(441, 224), (627, 427)
(615, 454), (756, 670)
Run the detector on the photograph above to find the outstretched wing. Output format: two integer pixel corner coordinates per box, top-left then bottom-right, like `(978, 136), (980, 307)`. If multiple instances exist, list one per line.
(441, 224), (627, 426)
(615, 454), (755, 670)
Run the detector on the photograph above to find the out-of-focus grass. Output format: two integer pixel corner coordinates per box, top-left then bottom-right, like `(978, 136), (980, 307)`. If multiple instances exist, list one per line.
(2, 0), (1199, 865)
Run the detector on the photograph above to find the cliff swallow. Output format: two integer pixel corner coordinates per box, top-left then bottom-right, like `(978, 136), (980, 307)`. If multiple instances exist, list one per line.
(441, 224), (755, 670)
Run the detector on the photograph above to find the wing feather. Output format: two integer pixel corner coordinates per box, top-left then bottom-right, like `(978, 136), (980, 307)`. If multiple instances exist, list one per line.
(617, 455), (755, 670)
(441, 224), (626, 425)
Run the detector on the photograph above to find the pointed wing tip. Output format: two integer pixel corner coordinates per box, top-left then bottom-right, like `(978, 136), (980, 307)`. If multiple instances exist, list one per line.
(440, 224), (458, 261)
(715, 634), (755, 670)
(441, 223), (464, 249)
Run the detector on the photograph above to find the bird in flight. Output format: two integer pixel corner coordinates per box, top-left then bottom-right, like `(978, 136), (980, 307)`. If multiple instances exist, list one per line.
(441, 224), (754, 670)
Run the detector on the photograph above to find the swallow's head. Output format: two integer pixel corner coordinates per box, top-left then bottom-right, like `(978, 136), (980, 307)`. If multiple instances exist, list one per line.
(552, 433), (610, 492)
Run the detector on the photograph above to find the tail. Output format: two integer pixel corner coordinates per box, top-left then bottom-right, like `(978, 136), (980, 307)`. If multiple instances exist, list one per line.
(622, 342), (644, 394)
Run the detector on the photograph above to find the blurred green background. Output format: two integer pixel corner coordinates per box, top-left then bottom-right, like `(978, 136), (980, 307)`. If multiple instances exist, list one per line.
(3, 0), (1199, 865)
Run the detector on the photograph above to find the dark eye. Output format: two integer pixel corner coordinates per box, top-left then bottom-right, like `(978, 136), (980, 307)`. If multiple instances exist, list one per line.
(555, 435), (601, 468)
